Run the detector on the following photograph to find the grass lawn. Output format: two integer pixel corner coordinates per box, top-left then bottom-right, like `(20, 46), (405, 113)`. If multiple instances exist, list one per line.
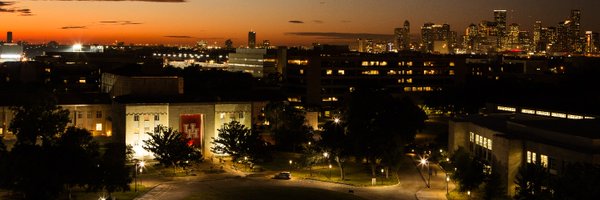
(183, 185), (365, 200)
(258, 152), (399, 187)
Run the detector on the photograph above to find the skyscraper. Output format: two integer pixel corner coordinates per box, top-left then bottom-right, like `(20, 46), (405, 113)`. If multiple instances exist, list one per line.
(421, 23), (451, 53)
(394, 20), (410, 51)
(248, 30), (256, 48)
(494, 10), (507, 37)
(7, 31), (13, 43)
(533, 21), (542, 52)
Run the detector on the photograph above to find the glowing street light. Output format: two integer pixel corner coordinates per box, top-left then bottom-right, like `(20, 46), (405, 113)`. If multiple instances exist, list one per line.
(446, 175), (450, 195)
(328, 164), (332, 179)
(418, 157), (431, 188)
(333, 118), (341, 124)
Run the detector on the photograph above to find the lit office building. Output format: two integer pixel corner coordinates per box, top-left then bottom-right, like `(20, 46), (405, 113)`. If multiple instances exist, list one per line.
(248, 31), (257, 49)
(394, 20), (411, 51)
(227, 48), (277, 78)
(449, 104), (599, 197)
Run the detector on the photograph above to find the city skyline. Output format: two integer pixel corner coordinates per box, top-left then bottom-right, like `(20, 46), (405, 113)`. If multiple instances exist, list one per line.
(1, 0), (599, 45)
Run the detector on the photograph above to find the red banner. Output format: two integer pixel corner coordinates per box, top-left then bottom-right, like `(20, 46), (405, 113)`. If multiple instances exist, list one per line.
(180, 114), (203, 147)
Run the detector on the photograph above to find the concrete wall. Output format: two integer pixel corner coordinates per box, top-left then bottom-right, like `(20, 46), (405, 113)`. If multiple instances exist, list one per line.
(124, 104), (169, 160)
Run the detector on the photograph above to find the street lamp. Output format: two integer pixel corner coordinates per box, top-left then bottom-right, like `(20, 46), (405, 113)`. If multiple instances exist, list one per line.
(333, 118), (340, 124)
(446, 174), (450, 195)
(134, 160), (145, 192)
(467, 190), (471, 199)
(289, 160), (293, 170)
(419, 157), (431, 188)
(328, 164), (332, 179)
(244, 156), (248, 171)
(381, 168), (385, 184)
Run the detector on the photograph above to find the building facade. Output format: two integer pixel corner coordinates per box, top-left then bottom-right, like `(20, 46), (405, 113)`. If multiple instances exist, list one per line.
(449, 104), (599, 196)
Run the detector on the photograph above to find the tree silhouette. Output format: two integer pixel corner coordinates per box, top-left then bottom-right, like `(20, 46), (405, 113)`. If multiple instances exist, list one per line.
(211, 121), (269, 162)
(143, 125), (201, 169)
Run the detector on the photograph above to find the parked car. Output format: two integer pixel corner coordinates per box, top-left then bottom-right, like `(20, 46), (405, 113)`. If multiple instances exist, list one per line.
(274, 171), (291, 179)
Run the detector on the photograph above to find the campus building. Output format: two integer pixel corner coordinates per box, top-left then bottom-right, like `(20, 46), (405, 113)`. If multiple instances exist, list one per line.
(449, 104), (599, 196)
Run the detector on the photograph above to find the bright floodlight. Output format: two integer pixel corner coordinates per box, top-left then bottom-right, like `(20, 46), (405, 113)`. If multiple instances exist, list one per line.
(420, 158), (428, 165)
(323, 152), (329, 158)
(73, 43), (83, 52)
(333, 118), (340, 123)
(139, 161), (145, 168)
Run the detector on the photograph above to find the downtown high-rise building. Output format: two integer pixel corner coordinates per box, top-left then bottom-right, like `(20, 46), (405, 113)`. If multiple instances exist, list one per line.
(421, 23), (452, 53)
(494, 10), (507, 37)
(394, 20), (411, 51)
(248, 30), (256, 48)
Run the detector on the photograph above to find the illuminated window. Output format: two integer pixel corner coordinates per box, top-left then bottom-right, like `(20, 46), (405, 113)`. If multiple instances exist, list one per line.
(380, 61), (388, 66)
(338, 70), (345, 75)
(288, 97), (301, 102)
(398, 79), (404, 83)
(532, 152), (537, 163)
(487, 139), (492, 150)
(361, 61), (369, 66)
(79, 79), (86, 84)
(540, 155), (548, 168)
(45, 68), (51, 73)
(387, 70), (397, 75)
(536, 111), (550, 116)
(497, 106), (516, 112)
(406, 61), (413, 67)
(470, 132), (474, 142)
(449, 70), (455, 75)
(361, 70), (379, 75)
(551, 112), (566, 118)
(326, 70), (333, 75)
(521, 109), (536, 114)
(288, 60), (309, 65)
(403, 87), (411, 92)
(220, 113), (225, 119)
(96, 123), (103, 131)
(406, 70), (413, 75)
(527, 151), (532, 163)
(407, 78), (413, 83)
(449, 62), (455, 67)
(567, 115), (583, 120)
(299, 69), (304, 74)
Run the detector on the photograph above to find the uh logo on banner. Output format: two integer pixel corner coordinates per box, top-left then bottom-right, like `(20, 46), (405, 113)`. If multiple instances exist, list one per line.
(180, 114), (203, 147)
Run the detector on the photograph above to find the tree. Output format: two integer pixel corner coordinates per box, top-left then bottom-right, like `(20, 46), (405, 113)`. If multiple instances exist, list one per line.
(450, 147), (485, 191)
(483, 161), (506, 200)
(514, 163), (552, 200)
(143, 125), (201, 169)
(9, 98), (70, 147)
(553, 163), (600, 200)
(265, 101), (313, 152)
(319, 121), (351, 180)
(56, 127), (100, 199)
(90, 143), (133, 199)
(211, 121), (269, 162)
(344, 88), (426, 177)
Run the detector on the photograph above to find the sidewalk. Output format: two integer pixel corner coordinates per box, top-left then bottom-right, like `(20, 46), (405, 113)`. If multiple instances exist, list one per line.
(415, 163), (456, 200)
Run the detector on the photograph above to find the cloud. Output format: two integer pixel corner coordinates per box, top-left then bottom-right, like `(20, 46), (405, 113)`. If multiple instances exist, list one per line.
(164, 35), (194, 39)
(313, 20), (324, 24)
(0, 1), (33, 15)
(60, 26), (87, 29)
(43, 0), (186, 2)
(99, 20), (143, 25)
(285, 32), (393, 40)
(288, 20), (304, 24)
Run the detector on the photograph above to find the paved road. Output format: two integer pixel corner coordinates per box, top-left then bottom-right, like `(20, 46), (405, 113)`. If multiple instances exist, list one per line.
(135, 161), (433, 200)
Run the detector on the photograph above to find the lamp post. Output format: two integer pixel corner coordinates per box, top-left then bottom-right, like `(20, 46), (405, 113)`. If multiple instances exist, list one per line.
(244, 156), (248, 171)
(328, 164), (332, 179)
(467, 190), (471, 199)
(446, 174), (450, 195)
(289, 160), (293, 171)
(381, 168), (385, 184)
(420, 158), (430, 188)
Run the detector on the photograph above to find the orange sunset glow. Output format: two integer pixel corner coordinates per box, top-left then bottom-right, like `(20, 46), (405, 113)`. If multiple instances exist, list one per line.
(1, 0), (599, 46)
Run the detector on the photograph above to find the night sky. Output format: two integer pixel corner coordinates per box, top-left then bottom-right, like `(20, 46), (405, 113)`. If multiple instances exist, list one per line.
(1, 0), (599, 45)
